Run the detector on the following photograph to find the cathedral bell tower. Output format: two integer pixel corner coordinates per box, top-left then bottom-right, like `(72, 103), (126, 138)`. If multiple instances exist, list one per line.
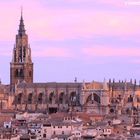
(10, 11), (33, 86)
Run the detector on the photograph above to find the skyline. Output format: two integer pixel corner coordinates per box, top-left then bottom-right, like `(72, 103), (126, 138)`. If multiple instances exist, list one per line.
(0, 0), (140, 84)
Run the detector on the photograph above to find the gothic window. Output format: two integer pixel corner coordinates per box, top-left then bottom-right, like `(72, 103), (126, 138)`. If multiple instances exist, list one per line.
(20, 69), (24, 77)
(38, 93), (43, 104)
(23, 47), (26, 60)
(94, 94), (100, 103)
(16, 93), (22, 104)
(19, 46), (22, 62)
(49, 92), (54, 104)
(86, 94), (100, 104)
(86, 94), (93, 104)
(28, 93), (32, 104)
(70, 92), (77, 105)
(59, 92), (65, 104)
(15, 69), (19, 77)
(15, 69), (24, 77)
(14, 49), (16, 62)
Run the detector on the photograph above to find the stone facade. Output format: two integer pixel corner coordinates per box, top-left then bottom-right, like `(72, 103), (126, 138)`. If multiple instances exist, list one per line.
(13, 82), (82, 113)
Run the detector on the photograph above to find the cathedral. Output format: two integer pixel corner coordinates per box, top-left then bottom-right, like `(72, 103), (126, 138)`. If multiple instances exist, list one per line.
(0, 13), (140, 115)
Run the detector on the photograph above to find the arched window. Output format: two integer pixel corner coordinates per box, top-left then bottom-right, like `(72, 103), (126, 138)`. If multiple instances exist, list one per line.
(70, 92), (77, 105)
(38, 93), (43, 104)
(49, 92), (55, 104)
(28, 93), (32, 104)
(23, 47), (26, 60)
(86, 94), (93, 104)
(15, 69), (19, 77)
(14, 49), (16, 62)
(20, 69), (24, 77)
(59, 92), (65, 104)
(16, 93), (22, 104)
(94, 94), (100, 103)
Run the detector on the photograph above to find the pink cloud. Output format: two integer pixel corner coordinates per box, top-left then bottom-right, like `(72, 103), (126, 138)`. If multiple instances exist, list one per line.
(32, 47), (73, 58)
(130, 59), (140, 64)
(0, 0), (139, 41)
(97, 0), (125, 7)
(82, 46), (140, 57)
(27, 9), (140, 41)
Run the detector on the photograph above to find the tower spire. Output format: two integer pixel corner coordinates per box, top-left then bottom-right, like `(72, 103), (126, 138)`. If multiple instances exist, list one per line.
(18, 7), (26, 36)
(21, 6), (23, 17)
(10, 8), (33, 86)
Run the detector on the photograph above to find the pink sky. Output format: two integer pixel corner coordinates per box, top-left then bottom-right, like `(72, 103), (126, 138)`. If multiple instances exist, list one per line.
(0, 0), (140, 83)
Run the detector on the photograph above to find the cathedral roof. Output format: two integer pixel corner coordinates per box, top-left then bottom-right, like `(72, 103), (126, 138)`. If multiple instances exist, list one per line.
(16, 82), (82, 88)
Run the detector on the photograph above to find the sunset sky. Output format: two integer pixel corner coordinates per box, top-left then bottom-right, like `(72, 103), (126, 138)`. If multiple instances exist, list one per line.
(0, 0), (140, 84)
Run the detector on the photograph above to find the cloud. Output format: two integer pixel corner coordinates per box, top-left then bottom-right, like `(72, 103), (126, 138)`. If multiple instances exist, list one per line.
(82, 46), (140, 57)
(32, 47), (73, 58)
(129, 59), (140, 64)
(0, 0), (140, 42)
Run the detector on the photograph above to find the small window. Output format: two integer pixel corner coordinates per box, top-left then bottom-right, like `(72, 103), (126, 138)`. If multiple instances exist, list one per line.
(43, 124), (51, 127)
(6, 125), (9, 128)
(62, 131), (64, 134)
(124, 126), (126, 128)
(43, 134), (46, 138)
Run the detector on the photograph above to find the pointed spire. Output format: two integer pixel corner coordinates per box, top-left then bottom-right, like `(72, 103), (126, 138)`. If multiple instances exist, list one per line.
(18, 7), (26, 36)
(134, 79), (137, 91)
(103, 78), (108, 91)
(124, 79), (127, 91)
(109, 79), (111, 84)
(82, 80), (86, 89)
(134, 79), (136, 85)
(130, 78), (132, 84)
(108, 79), (111, 91)
(113, 78), (115, 83)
